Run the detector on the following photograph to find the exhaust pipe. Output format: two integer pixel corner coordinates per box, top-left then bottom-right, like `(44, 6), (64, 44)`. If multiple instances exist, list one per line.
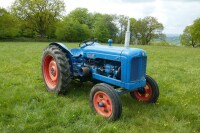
(124, 18), (130, 48)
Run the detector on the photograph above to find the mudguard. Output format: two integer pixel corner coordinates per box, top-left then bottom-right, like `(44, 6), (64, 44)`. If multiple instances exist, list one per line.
(49, 42), (72, 55)
(49, 42), (73, 75)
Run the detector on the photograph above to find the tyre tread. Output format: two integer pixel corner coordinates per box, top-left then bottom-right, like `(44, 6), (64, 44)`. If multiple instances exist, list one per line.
(42, 45), (71, 94)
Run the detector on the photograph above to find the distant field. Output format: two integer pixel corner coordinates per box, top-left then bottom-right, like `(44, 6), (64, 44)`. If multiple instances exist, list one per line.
(165, 34), (180, 45)
(0, 42), (199, 132)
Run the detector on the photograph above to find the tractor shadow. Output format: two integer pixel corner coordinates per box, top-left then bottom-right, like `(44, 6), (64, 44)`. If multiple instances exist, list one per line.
(64, 80), (93, 98)
(64, 81), (162, 121)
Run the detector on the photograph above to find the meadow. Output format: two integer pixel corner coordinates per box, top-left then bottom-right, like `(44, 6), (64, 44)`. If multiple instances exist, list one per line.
(0, 42), (199, 133)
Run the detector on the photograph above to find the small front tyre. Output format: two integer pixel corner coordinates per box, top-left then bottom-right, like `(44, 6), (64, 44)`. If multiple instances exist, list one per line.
(130, 75), (159, 103)
(89, 83), (122, 121)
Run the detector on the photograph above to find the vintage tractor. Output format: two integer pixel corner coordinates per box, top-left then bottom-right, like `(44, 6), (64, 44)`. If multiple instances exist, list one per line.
(41, 20), (159, 121)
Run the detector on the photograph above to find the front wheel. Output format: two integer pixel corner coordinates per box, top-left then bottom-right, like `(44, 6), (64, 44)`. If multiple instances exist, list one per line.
(130, 75), (159, 103)
(89, 83), (122, 121)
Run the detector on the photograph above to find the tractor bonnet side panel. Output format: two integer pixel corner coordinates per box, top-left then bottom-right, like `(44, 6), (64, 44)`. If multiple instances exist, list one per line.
(82, 44), (123, 61)
(81, 44), (147, 91)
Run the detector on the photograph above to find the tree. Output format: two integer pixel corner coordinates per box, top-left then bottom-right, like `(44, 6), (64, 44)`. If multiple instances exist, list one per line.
(130, 18), (137, 44)
(130, 16), (164, 45)
(56, 9), (118, 42)
(94, 18), (110, 42)
(190, 18), (200, 44)
(181, 18), (200, 47)
(93, 14), (118, 42)
(68, 8), (94, 29)
(0, 8), (20, 39)
(180, 26), (196, 47)
(116, 15), (128, 44)
(55, 17), (91, 42)
(11, 0), (65, 38)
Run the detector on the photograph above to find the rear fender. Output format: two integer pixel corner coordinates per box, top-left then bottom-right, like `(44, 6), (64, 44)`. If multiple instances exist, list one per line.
(49, 42), (74, 76)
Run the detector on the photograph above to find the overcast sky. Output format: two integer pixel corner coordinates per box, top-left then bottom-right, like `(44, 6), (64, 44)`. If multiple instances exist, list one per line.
(1, 0), (200, 34)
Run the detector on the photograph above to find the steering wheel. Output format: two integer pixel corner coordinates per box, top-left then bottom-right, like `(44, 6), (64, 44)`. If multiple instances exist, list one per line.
(85, 41), (95, 46)
(79, 40), (95, 47)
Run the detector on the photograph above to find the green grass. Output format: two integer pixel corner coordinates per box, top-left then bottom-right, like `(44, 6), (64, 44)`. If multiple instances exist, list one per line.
(0, 42), (200, 133)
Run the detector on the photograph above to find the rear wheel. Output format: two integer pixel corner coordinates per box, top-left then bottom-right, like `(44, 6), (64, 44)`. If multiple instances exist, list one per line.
(130, 75), (159, 103)
(89, 83), (122, 121)
(42, 45), (71, 94)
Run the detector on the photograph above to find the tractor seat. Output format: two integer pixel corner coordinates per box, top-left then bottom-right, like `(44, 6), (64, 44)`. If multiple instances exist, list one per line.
(70, 48), (83, 57)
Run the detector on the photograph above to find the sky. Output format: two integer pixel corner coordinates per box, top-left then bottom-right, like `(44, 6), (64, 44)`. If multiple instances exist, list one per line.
(1, 0), (200, 34)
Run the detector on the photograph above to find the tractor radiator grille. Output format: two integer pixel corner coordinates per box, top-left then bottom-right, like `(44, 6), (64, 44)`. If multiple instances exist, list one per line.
(130, 57), (147, 81)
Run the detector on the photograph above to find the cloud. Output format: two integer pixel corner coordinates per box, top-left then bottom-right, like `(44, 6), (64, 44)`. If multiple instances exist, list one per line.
(120, 0), (155, 3)
(121, 0), (199, 2)
(151, 1), (200, 34)
(163, 0), (200, 2)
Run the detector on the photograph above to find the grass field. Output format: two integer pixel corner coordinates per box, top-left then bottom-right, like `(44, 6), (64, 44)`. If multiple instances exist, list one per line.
(0, 42), (200, 133)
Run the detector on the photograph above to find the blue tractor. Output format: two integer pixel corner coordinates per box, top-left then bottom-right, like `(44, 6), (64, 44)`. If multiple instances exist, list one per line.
(41, 21), (159, 121)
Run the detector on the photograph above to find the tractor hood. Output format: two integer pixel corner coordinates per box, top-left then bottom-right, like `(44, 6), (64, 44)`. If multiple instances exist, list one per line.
(81, 43), (146, 60)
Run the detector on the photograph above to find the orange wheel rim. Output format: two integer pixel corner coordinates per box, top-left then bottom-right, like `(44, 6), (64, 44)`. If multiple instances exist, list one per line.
(93, 91), (112, 118)
(43, 55), (58, 89)
(134, 82), (153, 101)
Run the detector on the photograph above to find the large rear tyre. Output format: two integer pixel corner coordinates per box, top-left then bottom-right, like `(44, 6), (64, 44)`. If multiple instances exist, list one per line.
(130, 75), (159, 103)
(89, 83), (122, 121)
(42, 45), (71, 94)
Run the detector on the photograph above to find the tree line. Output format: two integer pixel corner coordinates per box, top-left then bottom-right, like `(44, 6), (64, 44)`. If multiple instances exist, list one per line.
(0, 0), (199, 47)
(180, 18), (200, 47)
(0, 0), (164, 45)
